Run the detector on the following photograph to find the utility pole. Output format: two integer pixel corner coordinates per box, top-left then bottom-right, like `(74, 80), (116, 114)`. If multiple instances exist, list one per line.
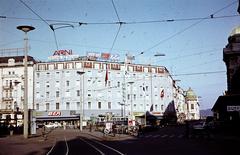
(17, 25), (35, 139)
(77, 71), (85, 131)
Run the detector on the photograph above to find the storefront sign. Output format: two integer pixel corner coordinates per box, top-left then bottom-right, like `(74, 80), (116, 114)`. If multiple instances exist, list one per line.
(227, 106), (240, 112)
(48, 111), (61, 116)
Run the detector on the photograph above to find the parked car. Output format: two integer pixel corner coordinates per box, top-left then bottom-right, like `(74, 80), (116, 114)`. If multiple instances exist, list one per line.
(45, 122), (61, 128)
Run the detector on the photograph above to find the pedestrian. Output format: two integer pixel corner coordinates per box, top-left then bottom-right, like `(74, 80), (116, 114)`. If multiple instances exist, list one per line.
(138, 124), (143, 137)
(9, 124), (14, 136)
(89, 122), (92, 132)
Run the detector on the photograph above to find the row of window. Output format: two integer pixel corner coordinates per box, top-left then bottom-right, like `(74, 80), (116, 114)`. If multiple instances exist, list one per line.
(35, 101), (165, 111)
(37, 62), (165, 74)
(36, 90), (164, 100)
(36, 101), (112, 111)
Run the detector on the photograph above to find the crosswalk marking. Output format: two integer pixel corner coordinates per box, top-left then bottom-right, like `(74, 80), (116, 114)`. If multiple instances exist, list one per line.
(140, 133), (210, 139)
(178, 134), (184, 138)
(169, 134), (175, 138)
(153, 135), (160, 138)
(161, 134), (168, 138)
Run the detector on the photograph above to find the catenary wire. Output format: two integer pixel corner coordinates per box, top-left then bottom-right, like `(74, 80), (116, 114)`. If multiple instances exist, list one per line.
(135, 0), (238, 57)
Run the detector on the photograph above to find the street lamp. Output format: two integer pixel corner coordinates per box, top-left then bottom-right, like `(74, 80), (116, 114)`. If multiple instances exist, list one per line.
(128, 82), (134, 120)
(77, 71), (85, 131)
(17, 25), (35, 139)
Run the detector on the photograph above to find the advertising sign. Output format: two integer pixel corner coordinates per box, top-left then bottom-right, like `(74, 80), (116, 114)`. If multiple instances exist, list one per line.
(227, 106), (240, 112)
(48, 50), (79, 61)
(87, 52), (119, 62)
(48, 111), (61, 116)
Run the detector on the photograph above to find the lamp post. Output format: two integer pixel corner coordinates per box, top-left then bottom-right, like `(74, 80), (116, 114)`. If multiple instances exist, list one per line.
(17, 25), (35, 139)
(77, 71), (85, 131)
(128, 82), (134, 120)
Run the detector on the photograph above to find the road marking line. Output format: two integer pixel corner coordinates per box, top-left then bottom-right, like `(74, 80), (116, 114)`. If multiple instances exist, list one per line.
(178, 134), (184, 138)
(79, 137), (105, 155)
(64, 136), (69, 155)
(169, 134), (175, 138)
(46, 138), (57, 155)
(161, 134), (168, 138)
(88, 138), (125, 155)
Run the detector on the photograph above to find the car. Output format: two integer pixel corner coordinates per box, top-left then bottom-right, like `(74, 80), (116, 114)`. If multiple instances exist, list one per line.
(45, 122), (61, 128)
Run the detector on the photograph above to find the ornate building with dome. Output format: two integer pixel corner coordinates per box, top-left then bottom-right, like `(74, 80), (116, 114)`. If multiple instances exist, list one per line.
(185, 88), (200, 120)
(212, 25), (240, 125)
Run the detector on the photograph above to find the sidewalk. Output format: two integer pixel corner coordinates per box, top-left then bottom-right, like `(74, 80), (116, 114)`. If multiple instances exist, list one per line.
(0, 130), (55, 155)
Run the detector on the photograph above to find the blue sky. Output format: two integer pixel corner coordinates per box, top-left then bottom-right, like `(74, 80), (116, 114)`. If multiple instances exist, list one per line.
(0, 0), (239, 110)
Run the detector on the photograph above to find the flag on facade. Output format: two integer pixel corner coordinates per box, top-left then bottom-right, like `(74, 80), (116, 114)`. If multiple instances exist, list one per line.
(150, 104), (153, 112)
(160, 89), (164, 98)
(105, 64), (108, 86)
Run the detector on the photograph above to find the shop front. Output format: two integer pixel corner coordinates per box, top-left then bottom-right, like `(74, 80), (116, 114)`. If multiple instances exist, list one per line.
(36, 110), (80, 129)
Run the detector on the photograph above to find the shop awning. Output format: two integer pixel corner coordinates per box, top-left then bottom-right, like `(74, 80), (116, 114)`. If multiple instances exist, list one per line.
(36, 115), (79, 121)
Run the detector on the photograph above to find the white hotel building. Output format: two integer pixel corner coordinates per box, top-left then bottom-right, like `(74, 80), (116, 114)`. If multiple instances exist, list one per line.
(34, 56), (176, 122)
(0, 53), (200, 127)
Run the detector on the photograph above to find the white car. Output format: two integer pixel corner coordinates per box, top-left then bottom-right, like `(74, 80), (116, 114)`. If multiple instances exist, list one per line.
(45, 122), (61, 128)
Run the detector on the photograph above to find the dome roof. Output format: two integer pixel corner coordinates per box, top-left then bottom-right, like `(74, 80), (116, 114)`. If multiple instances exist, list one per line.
(230, 25), (240, 37)
(185, 87), (197, 101)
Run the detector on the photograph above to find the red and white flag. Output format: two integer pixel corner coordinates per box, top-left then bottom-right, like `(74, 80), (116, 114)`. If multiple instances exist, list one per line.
(160, 89), (164, 98)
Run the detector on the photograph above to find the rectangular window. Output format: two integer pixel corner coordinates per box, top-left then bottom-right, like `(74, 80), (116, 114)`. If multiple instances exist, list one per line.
(36, 82), (40, 88)
(88, 102), (91, 109)
(46, 92), (50, 98)
(191, 104), (194, 110)
(66, 81), (70, 86)
(46, 103), (50, 111)
(66, 102), (70, 110)
(77, 102), (80, 109)
(56, 81), (60, 87)
(56, 91), (60, 97)
(56, 103), (60, 110)
(36, 92), (40, 98)
(133, 94), (136, 100)
(108, 102), (111, 109)
(98, 102), (101, 109)
(65, 90), (70, 97)
(127, 94), (130, 100)
(77, 90), (80, 96)
(36, 104), (39, 110)
(55, 72), (60, 77)
(46, 81), (50, 88)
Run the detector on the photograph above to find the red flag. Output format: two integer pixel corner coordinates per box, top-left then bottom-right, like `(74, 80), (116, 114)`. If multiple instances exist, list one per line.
(105, 64), (108, 86)
(160, 89), (164, 98)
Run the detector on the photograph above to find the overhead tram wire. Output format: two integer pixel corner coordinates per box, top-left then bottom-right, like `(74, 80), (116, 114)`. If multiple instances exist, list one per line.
(135, 0), (239, 57)
(110, 0), (123, 52)
(172, 71), (226, 77)
(18, 0), (72, 50)
(18, 0), (59, 49)
(1, 14), (239, 25)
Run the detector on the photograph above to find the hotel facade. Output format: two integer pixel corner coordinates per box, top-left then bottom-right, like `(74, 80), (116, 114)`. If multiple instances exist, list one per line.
(0, 53), (200, 128)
